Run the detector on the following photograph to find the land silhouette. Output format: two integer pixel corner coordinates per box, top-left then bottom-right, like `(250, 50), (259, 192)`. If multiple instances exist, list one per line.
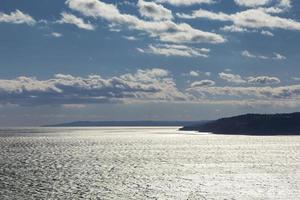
(180, 112), (300, 135)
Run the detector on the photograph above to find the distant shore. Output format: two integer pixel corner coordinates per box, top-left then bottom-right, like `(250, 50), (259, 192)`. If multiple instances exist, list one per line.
(44, 121), (204, 127)
(180, 112), (300, 136)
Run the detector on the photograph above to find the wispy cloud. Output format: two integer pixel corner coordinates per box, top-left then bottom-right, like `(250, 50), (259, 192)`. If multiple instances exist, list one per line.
(0, 68), (298, 108)
(219, 72), (247, 84)
(261, 30), (274, 36)
(66, 0), (225, 44)
(138, 44), (210, 57)
(191, 80), (215, 87)
(0, 68), (187, 106)
(219, 72), (281, 85)
(242, 50), (268, 59)
(50, 32), (63, 38)
(188, 84), (300, 101)
(122, 36), (138, 41)
(58, 12), (96, 30)
(177, 7), (300, 31)
(221, 25), (251, 33)
(247, 76), (281, 85)
(233, 0), (271, 7)
(273, 52), (287, 60)
(189, 71), (200, 77)
(0, 10), (36, 25)
(292, 77), (300, 81)
(242, 50), (286, 60)
(138, 0), (173, 21)
(155, 0), (215, 6)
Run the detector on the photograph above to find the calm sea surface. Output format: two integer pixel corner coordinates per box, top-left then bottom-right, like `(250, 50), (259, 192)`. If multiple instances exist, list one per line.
(0, 127), (299, 200)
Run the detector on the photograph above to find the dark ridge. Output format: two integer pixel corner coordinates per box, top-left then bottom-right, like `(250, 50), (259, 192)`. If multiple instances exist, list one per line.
(180, 112), (300, 135)
(44, 121), (205, 127)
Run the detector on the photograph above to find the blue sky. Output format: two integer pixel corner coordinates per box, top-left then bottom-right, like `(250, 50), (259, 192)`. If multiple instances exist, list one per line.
(0, 0), (300, 126)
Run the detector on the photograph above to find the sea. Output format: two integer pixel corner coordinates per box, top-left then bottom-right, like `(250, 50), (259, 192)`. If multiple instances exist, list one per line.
(0, 127), (299, 200)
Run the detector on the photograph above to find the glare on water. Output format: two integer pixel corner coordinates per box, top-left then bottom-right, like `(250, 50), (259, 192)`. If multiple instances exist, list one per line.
(0, 127), (299, 200)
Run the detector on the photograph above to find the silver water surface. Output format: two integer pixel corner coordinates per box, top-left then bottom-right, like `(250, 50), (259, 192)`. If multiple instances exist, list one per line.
(0, 127), (299, 199)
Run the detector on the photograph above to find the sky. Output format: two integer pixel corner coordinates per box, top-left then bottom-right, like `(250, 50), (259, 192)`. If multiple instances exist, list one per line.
(0, 0), (300, 126)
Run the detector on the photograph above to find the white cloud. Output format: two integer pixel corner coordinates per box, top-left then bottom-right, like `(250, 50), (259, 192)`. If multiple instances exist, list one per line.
(219, 72), (281, 85)
(138, 0), (173, 21)
(2, 69), (300, 108)
(177, 8), (300, 31)
(123, 36), (138, 41)
(51, 32), (63, 38)
(138, 44), (210, 57)
(188, 84), (300, 100)
(292, 77), (300, 81)
(234, 0), (292, 11)
(0, 10), (36, 25)
(273, 52), (286, 60)
(177, 9), (231, 21)
(155, 0), (215, 6)
(261, 7), (286, 14)
(136, 48), (146, 53)
(261, 30), (274, 36)
(221, 25), (251, 33)
(188, 70), (211, 77)
(0, 68), (188, 105)
(66, 0), (225, 44)
(189, 71), (199, 77)
(242, 50), (286, 60)
(58, 12), (95, 30)
(247, 76), (281, 85)
(278, 0), (291, 9)
(205, 72), (211, 76)
(219, 72), (247, 84)
(242, 50), (256, 58)
(231, 9), (300, 30)
(234, 0), (271, 7)
(242, 50), (268, 59)
(191, 80), (215, 87)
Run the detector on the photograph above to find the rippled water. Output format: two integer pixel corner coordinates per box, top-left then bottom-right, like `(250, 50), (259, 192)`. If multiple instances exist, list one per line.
(0, 127), (299, 200)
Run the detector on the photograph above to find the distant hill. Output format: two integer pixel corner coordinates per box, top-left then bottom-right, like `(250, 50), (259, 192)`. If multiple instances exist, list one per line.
(180, 112), (300, 135)
(45, 121), (204, 127)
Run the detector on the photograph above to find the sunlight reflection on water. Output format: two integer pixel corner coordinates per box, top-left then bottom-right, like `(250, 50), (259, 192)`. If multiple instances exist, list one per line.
(0, 127), (299, 199)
